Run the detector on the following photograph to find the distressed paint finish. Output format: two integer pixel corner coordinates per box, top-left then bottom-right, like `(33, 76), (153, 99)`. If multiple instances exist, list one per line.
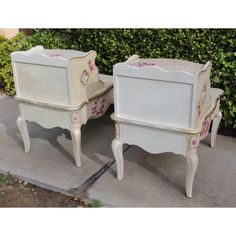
(11, 46), (113, 167)
(112, 55), (224, 198)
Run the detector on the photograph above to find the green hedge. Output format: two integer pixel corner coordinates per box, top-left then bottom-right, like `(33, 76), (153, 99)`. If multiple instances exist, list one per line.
(0, 33), (31, 95)
(0, 29), (235, 131)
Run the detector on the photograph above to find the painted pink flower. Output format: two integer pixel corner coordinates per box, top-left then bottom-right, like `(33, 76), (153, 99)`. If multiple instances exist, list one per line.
(88, 59), (95, 73)
(197, 104), (201, 117)
(49, 53), (65, 58)
(192, 140), (197, 145)
(133, 62), (155, 67)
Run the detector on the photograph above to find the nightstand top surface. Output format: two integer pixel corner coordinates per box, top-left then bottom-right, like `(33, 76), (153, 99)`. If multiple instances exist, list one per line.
(129, 58), (206, 75)
(11, 46), (93, 62)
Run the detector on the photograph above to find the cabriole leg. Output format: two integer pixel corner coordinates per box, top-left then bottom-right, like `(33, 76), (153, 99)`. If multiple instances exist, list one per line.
(70, 112), (82, 167)
(186, 147), (198, 198)
(211, 111), (222, 148)
(70, 126), (82, 167)
(17, 116), (30, 153)
(111, 138), (124, 180)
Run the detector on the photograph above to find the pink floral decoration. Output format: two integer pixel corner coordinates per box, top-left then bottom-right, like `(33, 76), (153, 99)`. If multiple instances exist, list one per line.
(49, 53), (65, 58)
(190, 136), (199, 148)
(88, 59), (95, 73)
(90, 98), (107, 119)
(192, 140), (197, 145)
(200, 117), (211, 138)
(133, 61), (155, 67)
(197, 103), (201, 117)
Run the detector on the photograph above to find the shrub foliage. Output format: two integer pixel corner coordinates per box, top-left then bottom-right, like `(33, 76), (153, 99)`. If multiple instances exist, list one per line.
(0, 33), (31, 95)
(0, 29), (235, 130)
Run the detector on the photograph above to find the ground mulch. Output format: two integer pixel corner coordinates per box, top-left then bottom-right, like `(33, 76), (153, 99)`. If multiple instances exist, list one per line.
(0, 174), (90, 207)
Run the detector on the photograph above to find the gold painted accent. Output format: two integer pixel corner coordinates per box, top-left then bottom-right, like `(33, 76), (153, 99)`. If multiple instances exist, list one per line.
(15, 96), (88, 111)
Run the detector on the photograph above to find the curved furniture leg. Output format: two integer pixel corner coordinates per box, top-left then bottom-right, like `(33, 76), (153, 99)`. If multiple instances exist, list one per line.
(70, 126), (82, 167)
(112, 138), (124, 180)
(186, 148), (198, 198)
(211, 111), (222, 148)
(17, 116), (30, 153)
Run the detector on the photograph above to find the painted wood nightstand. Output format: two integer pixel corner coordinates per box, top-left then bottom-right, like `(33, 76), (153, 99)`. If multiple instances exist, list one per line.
(111, 55), (224, 198)
(11, 46), (113, 167)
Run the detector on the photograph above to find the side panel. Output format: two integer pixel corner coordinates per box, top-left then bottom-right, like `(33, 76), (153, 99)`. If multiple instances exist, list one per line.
(14, 62), (69, 106)
(68, 51), (98, 106)
(115, 76), (194, 129)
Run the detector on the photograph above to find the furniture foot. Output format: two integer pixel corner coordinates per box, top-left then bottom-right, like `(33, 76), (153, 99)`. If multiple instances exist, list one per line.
(111, 138), (124, 180)
(210, 111), (222, 148)
(17, 116), (30, 153)
(70, 126), (82, 167)
(186, 148), (198, 198)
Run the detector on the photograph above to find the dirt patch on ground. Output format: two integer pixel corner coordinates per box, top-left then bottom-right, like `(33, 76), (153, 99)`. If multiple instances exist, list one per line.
(0, 174), (91, 207)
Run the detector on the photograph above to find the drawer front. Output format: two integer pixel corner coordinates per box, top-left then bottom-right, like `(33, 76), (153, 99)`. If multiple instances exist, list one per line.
(21, 103), (70, 129)
(119, 122), (187, 156)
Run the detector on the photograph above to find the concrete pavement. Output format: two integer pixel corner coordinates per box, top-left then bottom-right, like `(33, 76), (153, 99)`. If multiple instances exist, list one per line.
(0, 97), (235, 207)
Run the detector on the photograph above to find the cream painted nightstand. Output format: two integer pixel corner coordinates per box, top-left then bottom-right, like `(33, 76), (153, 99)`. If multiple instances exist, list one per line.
(11, 46), (113, 167)
(111, 55), (223, 198)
